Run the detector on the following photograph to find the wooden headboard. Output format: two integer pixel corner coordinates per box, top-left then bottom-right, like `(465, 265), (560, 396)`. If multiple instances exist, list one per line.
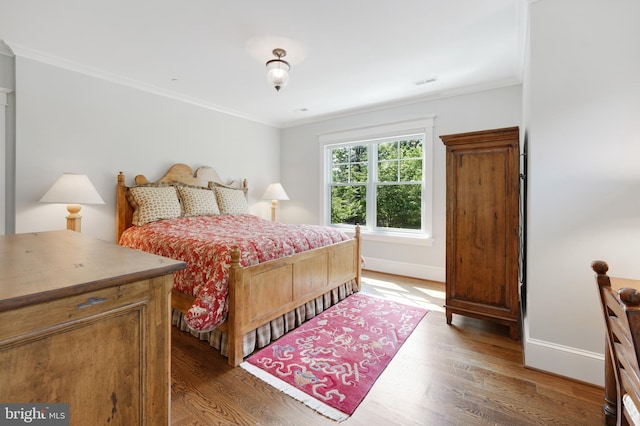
(115, 163), (248, 242)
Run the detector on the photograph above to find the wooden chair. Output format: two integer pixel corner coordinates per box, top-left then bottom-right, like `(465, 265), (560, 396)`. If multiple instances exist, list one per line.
(593, 260), (640, 426)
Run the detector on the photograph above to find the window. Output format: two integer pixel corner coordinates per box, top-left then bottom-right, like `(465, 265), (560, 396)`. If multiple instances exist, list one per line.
(320, 118), (434, 241)
(328, 135), (423, 230)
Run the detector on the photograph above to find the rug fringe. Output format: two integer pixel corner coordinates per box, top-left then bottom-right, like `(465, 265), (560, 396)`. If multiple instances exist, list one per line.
(240, 362), (349, 422)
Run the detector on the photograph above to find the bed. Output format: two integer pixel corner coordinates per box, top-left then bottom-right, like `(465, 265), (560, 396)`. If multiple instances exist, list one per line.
(116, 163), (361, 366)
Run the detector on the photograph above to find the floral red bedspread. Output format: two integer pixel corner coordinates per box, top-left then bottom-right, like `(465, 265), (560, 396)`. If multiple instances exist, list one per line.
(119, 214), (350, 332)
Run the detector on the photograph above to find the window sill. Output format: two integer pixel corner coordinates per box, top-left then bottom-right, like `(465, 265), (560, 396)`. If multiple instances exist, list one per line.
(343, 229), (434, 247)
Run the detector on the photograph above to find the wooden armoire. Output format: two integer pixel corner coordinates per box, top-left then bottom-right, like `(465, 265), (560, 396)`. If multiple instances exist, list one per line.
(440, 126), (520, 339)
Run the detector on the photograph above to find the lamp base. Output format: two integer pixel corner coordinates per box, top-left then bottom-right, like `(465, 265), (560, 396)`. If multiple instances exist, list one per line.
(271, 200), (279, 222)
(66, 204), (82, 232)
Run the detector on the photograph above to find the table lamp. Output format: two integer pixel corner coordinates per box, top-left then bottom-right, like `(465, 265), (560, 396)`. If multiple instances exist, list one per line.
(40, 173), (105, 232)
(262, 183), (289, 221)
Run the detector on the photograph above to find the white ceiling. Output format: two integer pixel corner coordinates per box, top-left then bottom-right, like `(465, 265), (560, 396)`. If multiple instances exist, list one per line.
(0, 0), (527, 128)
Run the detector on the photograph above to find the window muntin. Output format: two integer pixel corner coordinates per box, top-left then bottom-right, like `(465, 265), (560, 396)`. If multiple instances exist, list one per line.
(327, 134), (425, 234)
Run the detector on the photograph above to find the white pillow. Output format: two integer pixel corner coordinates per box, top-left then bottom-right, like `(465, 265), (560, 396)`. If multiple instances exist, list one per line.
(214, 187), (249, 215)
(176, 185), (220, 216)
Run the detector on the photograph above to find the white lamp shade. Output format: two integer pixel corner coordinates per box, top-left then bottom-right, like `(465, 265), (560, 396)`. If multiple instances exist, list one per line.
(262, 183), (289, 201)
(40, 173), (105, 205)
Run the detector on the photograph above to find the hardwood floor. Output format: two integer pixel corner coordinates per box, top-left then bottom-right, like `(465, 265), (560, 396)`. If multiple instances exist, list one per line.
(171, 271), (604, 425)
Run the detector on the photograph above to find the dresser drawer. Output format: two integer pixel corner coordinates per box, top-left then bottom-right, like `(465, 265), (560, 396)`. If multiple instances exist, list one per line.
(0, 279), (150, 343)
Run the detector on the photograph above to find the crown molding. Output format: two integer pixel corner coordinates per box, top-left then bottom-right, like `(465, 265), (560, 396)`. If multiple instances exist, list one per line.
(0, 41), (14, 57)
(4, 41), (525, 130)
(5, 41), (279, 128)
(281, 78), (522, 128)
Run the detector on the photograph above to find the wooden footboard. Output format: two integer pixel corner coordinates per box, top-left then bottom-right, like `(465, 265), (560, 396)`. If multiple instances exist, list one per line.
(170, 227), (361, 366)
(227, 227), (361, 366)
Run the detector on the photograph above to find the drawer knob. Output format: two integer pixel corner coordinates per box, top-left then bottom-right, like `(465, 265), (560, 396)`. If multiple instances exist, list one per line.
(77, 297), (107, 309)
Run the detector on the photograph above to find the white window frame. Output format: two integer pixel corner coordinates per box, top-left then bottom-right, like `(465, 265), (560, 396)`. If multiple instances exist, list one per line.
(318, 117), (434, 246)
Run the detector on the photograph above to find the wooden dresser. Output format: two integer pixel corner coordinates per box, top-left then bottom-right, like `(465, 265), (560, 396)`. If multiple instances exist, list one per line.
(0, 231), (185, 425)
(440, 126), (521, 339)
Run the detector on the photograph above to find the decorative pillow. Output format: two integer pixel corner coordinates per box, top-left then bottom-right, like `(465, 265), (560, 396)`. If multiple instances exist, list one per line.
(128, 185), (181, 226)
(176, 185), (220, 216)
(214, 186), (249, 215)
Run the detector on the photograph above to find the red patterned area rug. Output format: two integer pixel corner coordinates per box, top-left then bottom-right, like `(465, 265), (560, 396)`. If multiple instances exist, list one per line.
(240, 293), (427, 421)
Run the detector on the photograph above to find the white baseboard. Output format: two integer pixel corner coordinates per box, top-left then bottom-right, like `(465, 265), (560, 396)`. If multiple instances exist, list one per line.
(362, 257), (445, 282)
(523, 323), (604, 386)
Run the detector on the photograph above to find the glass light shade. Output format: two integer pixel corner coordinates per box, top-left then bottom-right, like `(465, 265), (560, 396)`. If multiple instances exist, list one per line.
(266, 60), (290, 91)
(262, 183), (289, 201)
(40, 173), (105, 205)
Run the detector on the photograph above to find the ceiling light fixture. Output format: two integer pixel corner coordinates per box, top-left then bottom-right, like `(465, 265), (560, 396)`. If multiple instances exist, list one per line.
(266, 48), (290, 92)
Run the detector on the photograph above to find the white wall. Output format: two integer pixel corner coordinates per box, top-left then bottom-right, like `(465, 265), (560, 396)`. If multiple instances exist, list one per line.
(524, 0), (640, 385)
(281, 85), (522, 281)
(14, 56), (281, 242)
